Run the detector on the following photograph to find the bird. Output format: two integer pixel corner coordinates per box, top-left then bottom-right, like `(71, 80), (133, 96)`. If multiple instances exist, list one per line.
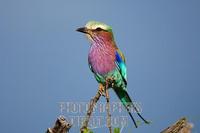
(76, 21), (149, 128)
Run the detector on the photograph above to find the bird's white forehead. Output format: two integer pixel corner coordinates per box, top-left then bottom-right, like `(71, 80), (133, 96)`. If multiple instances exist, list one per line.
(85, 21), (112, 31)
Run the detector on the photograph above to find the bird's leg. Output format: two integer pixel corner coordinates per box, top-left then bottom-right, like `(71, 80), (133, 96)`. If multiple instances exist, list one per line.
(105, 86), (112, 133)
(105, 77), (115, 88)
(98, 83), (105, 97)
(99, 77), (114, 97)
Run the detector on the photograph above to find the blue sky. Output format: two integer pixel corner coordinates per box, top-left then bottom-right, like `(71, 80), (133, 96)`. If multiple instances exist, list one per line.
(0, 0), (200, 132)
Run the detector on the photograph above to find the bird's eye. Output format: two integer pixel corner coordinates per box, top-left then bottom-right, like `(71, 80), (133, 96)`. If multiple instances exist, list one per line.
(95, 27), (102, 31)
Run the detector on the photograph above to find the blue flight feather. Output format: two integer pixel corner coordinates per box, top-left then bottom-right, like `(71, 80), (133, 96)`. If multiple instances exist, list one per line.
(115, 51), (127, 86)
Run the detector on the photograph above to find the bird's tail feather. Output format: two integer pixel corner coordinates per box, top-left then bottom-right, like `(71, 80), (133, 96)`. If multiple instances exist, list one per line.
(114, 88), (149, 127)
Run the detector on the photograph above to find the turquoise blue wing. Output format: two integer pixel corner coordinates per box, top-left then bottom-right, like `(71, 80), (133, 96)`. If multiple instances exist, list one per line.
(115, 49), (127, 86)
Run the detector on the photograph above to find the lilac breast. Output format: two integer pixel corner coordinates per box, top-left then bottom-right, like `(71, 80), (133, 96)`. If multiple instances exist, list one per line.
(88, 45), (116, 75)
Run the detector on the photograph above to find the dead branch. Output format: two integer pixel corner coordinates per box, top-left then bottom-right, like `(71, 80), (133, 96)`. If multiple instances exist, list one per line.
(46, 116), (72, 133)
(80, 91), (101, 132)
(161, 117), (193, 133)
(106, 89), (112, 133)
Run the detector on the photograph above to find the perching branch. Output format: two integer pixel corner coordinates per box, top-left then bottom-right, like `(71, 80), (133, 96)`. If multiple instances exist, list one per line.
(80, 79), (114, 133)
(45, 98), (193, 133)
(105, 89), (112, 133)
(80, 91), (101, 132)
(161, 117), (193, 133)
(46, 116), (72, 133)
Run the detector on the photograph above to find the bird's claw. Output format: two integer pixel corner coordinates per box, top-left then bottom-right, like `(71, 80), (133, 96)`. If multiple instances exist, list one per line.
(99, 91), (106, 97)
(98, 77), (115, 97)
(106, 77), (115, 88)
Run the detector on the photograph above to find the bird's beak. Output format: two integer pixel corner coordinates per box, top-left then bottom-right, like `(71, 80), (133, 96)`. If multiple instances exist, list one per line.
(76, 27), (88, 34)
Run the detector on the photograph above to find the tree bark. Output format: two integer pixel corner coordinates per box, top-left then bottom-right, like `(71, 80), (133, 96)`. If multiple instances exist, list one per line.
(46, 116), (72, 133)
(161, 117), (193, 133)
(80, 91), (101, 133)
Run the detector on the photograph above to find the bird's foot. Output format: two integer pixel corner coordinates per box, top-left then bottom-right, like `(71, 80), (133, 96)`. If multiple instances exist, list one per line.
(106, 77), (115, 89)
(98, 84), (105, 97)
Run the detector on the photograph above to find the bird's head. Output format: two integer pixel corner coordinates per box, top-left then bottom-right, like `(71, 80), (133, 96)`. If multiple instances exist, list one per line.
(76, 21), (114, 44)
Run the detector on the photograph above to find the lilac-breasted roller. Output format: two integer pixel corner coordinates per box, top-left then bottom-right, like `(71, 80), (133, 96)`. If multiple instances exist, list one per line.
(76, 21), (149, 128)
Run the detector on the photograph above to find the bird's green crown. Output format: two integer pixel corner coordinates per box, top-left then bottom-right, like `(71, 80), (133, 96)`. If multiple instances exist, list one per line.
(85, 21), (112, 32)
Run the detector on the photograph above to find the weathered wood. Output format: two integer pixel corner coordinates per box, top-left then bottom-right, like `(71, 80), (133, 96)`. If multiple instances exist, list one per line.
(106, 89), (112, 133)
(80, 91), (101, 133)
(46, 116), (72, 133)
(161, 117), (193, 133)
